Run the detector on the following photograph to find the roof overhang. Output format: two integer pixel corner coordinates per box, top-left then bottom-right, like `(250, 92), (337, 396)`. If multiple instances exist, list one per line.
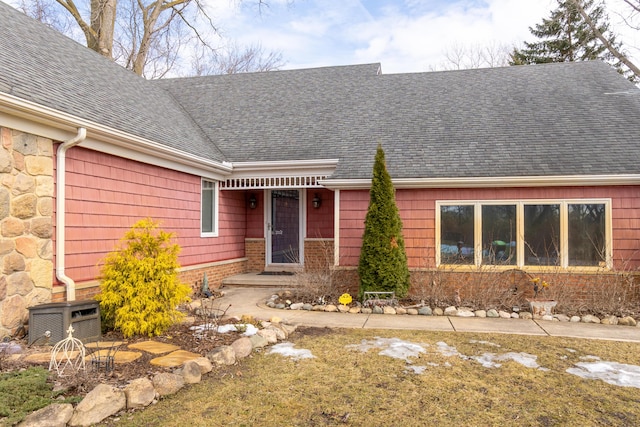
(322, 174), (640, 190)
(222, 159), (339, 189)
(0, 92), (232, 180)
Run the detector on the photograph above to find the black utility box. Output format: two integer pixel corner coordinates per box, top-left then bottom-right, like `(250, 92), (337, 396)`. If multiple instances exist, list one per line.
(28, 300), (101, 345)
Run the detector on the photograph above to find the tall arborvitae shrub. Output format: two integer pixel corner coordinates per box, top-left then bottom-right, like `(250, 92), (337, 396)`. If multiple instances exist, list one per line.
(358, 145), (410, 299)
(98, 218), (191, 338)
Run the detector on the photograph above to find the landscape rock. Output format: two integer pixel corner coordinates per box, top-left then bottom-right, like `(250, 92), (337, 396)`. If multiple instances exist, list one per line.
(444, 306), (458, 316)
(418, 306), (432, 316)
(207, 345), (236, 365)
(601, 315), (619, 325)
(541, 315), (554, 321)
(249, 333), (269, 349)
(498, 310), (511, 319)
(407, 308), (418, 315)
(486, 309), (499, 318)
(519, 312), (533, 320)
(619, 316), (637, 326)
(349, 307), (361, 314)
(433, 307), (444, 316)
(457, 309), (475, 318)
(17, 403), (73, 427)
(302, 303), (313, 311)
(180, 360), (203, 384)
(474, 310), (486, 318)
(289, 302), (304, 310)
(554, 314), (570, 322)
(372, 306), (383, 314)
(581, 315), (601, 324)
(383, 306), (396, 315)
(361, 307), (372, 314)
(395, 307), (407, 315)
(69, 383), (126, 427)
(192, 357), (213, 374)
(124, 378), (155, 409)
(570, 316), (581, 323)
(510, 313), (519, 319)
(152, 373), (185, 397)
(337, 305), (350, 313)
(257, 328), (278, 344)
(324, 304), (338, 312)
(231, 337), (253, 359)
(265, 324), (288, 340)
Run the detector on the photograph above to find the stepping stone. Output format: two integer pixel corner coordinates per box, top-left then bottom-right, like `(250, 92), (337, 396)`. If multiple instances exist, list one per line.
(84, 350), (142, 364)
(128, 341), (180, 354)
(150, 350), (202, 367)
(84, 341), (125, 350)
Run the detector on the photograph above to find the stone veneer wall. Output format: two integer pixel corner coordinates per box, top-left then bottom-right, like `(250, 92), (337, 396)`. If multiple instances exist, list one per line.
(0, 128), (54, 339)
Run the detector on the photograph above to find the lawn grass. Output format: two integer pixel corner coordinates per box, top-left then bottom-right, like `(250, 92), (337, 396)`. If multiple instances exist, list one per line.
(108, 328), (640, 426)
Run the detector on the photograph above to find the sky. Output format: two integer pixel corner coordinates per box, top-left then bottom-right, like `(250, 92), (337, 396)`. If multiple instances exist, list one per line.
(203, 0), (640, 74)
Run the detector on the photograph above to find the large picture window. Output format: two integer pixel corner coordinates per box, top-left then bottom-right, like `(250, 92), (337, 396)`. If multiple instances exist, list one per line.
(201, 179), (218, 236)
(437, 200), (610, 269)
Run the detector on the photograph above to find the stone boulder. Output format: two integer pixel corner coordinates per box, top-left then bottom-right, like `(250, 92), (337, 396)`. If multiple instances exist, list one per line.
(207, 345), (236, 365)
(417, 306), (432, 316)
(181, 360), (203, 384)
(152, 372), (185, 397)
(192, 356), (213, 374)
(17, 403), (73, 427)
(619, 316), (637, 326)
(124, 378), (156, 409)
(68, 383), (126, 427)
(444, 306), (457, 316)
(231, 337), (253, 359)
(250, 333), (269, 349)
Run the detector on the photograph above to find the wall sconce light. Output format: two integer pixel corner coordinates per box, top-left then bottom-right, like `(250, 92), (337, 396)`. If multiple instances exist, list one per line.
(312, 193), (322, 209)
(248, 194), (257, 209)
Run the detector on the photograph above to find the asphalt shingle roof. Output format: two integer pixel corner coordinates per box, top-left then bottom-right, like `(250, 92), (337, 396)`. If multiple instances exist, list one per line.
(0, 2), (226, 163)
(2, 2), (639, 181)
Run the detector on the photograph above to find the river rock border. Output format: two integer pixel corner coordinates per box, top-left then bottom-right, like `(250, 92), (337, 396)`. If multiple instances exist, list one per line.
(265, 293), (639, 327)
(17, 319), (296, 427)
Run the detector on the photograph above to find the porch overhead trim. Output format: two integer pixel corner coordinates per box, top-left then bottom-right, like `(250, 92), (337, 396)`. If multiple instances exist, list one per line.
(321, 174), (640, 190)
(222, 159), (339, 189)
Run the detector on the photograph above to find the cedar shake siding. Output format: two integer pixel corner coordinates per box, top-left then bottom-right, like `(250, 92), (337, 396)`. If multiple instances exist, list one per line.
(54, 146), (246, 284)
(338, 186), (640, 270)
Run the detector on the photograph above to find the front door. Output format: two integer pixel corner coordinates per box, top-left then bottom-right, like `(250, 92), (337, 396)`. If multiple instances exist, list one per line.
(268, 189), (302, 265)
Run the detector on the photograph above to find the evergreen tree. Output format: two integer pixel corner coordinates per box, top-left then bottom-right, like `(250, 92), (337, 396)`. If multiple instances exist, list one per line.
(358, 145), (410, 299)
(510, 0), (634, 80)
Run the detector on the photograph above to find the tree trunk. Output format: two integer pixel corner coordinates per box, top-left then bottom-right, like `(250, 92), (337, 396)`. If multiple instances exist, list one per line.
(89, 0), (117, 58)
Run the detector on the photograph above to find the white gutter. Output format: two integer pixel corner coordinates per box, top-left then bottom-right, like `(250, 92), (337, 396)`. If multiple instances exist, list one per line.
(321, 174), (640, 190)
(56, 127), (86, 301)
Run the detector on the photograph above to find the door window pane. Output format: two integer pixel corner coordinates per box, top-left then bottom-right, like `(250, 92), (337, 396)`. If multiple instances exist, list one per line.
(568, 204), (606, 266)
(482, 205), (516, 265)
(440, 205), (474, 265)
(524, 204), (560, 265)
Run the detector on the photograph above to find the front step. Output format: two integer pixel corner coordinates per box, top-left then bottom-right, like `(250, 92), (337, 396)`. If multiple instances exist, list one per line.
(221, 272), (298, 288)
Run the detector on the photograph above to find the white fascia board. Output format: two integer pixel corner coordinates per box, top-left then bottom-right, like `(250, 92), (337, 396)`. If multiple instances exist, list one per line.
(322, 175), (640, 190)
(230, 159), (340, 178)
(0, 94), (232, 178)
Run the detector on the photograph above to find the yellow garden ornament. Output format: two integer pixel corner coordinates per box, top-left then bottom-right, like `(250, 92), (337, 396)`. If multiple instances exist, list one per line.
(339, 293), (353, 306)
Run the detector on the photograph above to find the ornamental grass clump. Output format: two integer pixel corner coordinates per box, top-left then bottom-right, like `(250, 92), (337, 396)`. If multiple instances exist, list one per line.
(98, 218), (191, 338)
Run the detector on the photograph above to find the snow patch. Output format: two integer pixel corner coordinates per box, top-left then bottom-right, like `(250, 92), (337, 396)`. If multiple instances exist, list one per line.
(567, 361), (640, 389)
(268, 342), (315, 361)
(190, 323), (259, 336)
(346, 337), (427, 362)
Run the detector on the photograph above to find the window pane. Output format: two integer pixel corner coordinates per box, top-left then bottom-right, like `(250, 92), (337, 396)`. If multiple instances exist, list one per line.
(440, 205), (474, 265)
(524, 204), (560, 266)
(482, 205), (516, 265)
(568, 204), (606, 266)
(201, 181), (214, 233)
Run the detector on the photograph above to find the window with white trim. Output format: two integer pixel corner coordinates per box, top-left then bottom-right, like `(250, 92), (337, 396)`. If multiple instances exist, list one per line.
(437, 200), (611, 268)
(201, 179), (218, 236)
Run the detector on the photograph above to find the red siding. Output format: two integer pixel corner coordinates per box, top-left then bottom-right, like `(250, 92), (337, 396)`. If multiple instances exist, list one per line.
(245, 191), (265, 238)
(54, 146), (246, 283)
(306, 188), (334, 238)
(339, 186), (640, 270)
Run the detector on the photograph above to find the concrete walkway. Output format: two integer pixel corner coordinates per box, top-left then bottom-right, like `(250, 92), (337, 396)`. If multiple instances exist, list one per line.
(215, 286), (640, 343)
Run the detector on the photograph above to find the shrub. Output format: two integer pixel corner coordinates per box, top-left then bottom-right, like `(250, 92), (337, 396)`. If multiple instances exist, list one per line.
(98, 218), (191, 338)
(358, 145), (410, 299)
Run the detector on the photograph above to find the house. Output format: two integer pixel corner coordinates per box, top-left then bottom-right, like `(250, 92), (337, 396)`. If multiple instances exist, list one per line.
(1, 2), (639, 337)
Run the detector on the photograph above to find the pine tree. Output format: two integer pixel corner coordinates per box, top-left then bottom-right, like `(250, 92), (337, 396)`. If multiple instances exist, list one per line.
(510, 0), (634, 80)
(358, 145), (410, 299)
